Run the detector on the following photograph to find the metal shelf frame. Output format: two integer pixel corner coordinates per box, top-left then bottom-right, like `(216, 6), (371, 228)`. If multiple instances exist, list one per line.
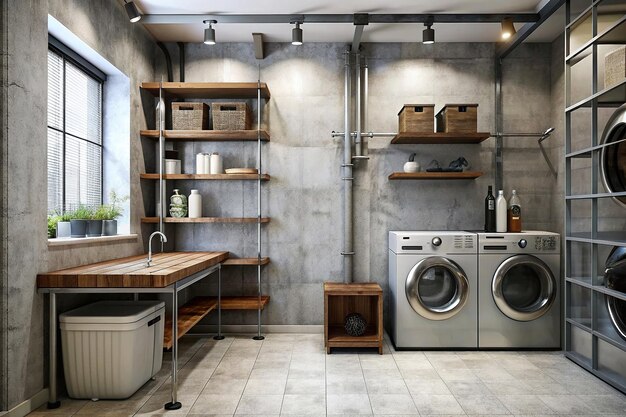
(564, 0), (626, 394)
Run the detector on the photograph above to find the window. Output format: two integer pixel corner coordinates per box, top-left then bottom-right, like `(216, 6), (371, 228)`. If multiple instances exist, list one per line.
(47, 40), (104, 214)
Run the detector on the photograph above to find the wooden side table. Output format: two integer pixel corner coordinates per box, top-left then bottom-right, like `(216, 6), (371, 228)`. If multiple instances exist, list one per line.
(324, 282), (383, 354)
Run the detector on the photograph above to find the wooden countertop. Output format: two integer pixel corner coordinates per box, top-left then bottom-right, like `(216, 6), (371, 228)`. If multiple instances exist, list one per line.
(37, 251), (229, 288)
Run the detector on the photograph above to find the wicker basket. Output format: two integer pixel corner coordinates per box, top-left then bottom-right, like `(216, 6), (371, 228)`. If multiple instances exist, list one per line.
(172, 102), (209, 130)
(212, 102), (251, 130)
(605, 47), (626, 89)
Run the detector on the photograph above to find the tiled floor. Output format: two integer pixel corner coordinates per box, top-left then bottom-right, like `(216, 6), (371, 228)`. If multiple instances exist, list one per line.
(29, 333), (626, 416)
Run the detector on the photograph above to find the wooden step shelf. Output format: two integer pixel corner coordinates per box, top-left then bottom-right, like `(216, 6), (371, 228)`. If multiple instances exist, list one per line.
(223, 257), (270, 266)
(210, 295), (270, 310)
(163, 296), (217, 350)
(388, 171), (483, 180)
(142, 217), (271, 224)
(140, 173), (270, 181)
(391, 132), (491, 144)
(140, 129), (270, 142)
(141, 82), (271, 99)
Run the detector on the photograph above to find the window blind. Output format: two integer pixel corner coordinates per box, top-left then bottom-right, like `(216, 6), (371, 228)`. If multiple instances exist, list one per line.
(47, 48), (103, 214)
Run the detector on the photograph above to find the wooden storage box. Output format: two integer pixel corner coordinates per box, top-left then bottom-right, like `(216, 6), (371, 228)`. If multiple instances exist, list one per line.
(398, 104), (435, 133)
(172, 102), (209, 130)
(605, 47), (626, 89)
(212, 102), (251, 130)
(436, 104), (478, 133)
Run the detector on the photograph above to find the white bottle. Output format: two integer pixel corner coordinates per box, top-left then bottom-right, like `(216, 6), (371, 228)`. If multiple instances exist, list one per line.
(188, 190), (202, 218)
(203, 153), (211, 175)
(496, 190), (508, 233)
(210, 152), (223, 174)
(196, 153), (206, 174)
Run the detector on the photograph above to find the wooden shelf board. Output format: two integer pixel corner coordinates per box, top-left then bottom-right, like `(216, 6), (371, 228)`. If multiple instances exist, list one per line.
(142, 217), (270, 224)
(140, 173), (270, 181)
(223, 257), (270, 266)
(391, 132), (491, 144)
(209, 295), (270, 310)
(141, 82), (271, 99)
(140, 130), (270, 142)
(388, 171), (483, 180)
(327, 325), (380, 344)
(163, 296), (217, 349)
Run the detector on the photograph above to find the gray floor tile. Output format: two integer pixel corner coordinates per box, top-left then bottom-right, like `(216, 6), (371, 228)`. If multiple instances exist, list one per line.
(189, 394), (241, 415)
(327, 394), (373, 415)
(497, 394), (556, 415)
(235, 395), (283, 415)
(327, 375), (368, 394)
(369, 394), (419, 415)
(280, 394), (326, 415)
(201, 377), (248, 395)
(404, 378), (451, 395)
(412, 394), (465, 415)
(537, 394), (594, 414)
(576, 394), (626, 414)
(243, 377), (287, 395)
(365, 377), (409, 395)
(446, 381), (492, 396)
(285, 378), (326, 395)
(454, 394), (509, 415)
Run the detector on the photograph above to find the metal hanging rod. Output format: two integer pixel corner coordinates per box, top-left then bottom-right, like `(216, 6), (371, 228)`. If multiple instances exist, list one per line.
(497, 128), (558, 178)
(332, 131), (397, 138)
(141, 13), (539, 25)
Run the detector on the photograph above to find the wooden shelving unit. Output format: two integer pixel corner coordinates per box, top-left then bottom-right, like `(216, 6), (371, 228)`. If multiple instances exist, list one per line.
(142, 217), (270, 224)
(141, 82), (271, 99)
(388, 171), (483, 180)
(140, 173), (270, 181)
(140, 129), (270, 142)
(163, 297), (217, 349)
(223, 257), (270, 266)
(391, 132), (491, 144)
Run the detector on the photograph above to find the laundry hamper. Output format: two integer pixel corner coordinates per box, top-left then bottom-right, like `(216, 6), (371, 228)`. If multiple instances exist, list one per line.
(60, 300), (165, 400)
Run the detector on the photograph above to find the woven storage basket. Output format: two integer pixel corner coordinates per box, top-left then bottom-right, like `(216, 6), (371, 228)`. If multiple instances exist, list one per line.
(172, 102), (209, 130)
(398, 104), (435, 133)
(605, 47), (626, 89)
(212, 102), (251, 130)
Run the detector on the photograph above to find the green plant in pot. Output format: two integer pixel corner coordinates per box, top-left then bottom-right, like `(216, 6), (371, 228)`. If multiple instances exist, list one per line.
(70, 205), (92, 238)
(87, 206), (104, 237)
(47, 215), (60, 239)
(55, 210), (72, 238)
(101, 191), (129, 236)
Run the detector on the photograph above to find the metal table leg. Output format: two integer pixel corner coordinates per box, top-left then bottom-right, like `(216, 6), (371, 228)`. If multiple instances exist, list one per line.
(48, 293), (60, 409)
(214, 264), (224, 340)
(164, 289), (181, 410)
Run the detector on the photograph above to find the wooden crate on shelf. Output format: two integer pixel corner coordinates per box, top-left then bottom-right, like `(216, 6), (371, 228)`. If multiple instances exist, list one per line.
(436, 104), (478, 133)
(398, 104), (435, 133)
(324, 282), (383, 354)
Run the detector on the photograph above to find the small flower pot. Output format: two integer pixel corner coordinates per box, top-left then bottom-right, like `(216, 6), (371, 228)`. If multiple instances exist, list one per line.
(86, 220), (103, 237)
(102, 220), (118, 236)
(70, 219), (87, 238)
(56, 221), (71, 238)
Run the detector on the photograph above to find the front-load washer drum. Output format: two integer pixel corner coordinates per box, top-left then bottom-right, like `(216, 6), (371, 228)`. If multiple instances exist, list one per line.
(604, 246), (626, 340)
(405, 256), (469, 321)
(492, 255), (556, 322)
(600, 104), (626, 207)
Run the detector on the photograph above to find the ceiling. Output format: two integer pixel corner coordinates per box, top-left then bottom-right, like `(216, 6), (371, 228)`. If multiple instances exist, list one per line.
(134, 0), (565, 44)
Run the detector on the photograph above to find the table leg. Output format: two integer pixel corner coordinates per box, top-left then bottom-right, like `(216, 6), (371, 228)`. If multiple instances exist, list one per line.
(164, 290), (181, 410)
(48, 293), (60, 409)
(214, 265), (224, 340)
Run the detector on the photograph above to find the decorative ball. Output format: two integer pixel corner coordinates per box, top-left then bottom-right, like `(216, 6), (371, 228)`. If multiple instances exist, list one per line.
(344, 313), (367, 337)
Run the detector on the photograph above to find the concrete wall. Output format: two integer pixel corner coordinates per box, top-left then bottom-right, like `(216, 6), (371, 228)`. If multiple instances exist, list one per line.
(155, 42), (560, 328)
(0, 0), (7, 411)
(0, 0), (161, 410)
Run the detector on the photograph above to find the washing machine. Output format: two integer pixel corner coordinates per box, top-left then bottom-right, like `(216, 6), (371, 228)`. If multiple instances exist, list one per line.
(389, 231), (478, 349)
(478, 231), (560, 349)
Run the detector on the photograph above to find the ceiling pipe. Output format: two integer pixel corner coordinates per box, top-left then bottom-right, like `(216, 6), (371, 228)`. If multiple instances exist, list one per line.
(156, 42), (173, 82)
(177, 42), (185, 82)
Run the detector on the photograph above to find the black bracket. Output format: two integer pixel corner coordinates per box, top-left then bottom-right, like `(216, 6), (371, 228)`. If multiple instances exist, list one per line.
(353, 13), (369, 26)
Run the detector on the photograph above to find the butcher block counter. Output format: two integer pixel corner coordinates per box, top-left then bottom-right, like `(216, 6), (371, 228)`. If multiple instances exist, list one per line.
(37, 251), (229, 288)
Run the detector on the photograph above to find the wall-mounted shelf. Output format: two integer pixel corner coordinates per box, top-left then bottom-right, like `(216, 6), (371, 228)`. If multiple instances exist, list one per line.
(140, 173), (270, 181)
(388, 171), (483, 180)
(140, 129), (270, 142)
(391, 132), (491, 144)
(141, 82), (271, 99)
(208, 296), (270, 310)
(223, 257), (270, 266)
(163, 296), (217, 350)
(141, 217), (271, 224)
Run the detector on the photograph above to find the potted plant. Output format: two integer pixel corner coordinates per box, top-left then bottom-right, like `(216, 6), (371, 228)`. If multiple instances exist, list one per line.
(101, 191), (129, 236)
(47, 215), (60, 239)
(70, 205), (91, 238)
(87, 206), (104, 237)
(56, 211), (72, 238)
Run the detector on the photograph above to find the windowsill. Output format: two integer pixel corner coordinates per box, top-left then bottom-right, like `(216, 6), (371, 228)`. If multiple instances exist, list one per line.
(48, 234), (138, 248)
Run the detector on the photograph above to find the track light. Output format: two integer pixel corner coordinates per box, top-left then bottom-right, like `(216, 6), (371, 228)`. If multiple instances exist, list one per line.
(422, 23), (435, 44)
(292, 22), (303, 46)
(204, 20), (216, 45)
(124, 1), (141, 23)
(501, 18), (516, 40)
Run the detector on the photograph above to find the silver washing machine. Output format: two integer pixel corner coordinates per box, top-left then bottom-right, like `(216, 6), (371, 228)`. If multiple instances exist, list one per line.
(478, 231), (560, 349)
(389, 231), (478, 349)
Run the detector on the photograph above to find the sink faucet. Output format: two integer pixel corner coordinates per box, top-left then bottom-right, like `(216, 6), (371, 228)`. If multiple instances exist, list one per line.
(147, 231), (167, 267)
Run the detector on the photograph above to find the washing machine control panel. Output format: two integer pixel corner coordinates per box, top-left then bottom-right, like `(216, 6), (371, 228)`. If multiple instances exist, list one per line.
(389, 232), (476, 254)
(535, 236), (558, 251)
(518, 239), (527, 248)
(478, 232), (559, 254)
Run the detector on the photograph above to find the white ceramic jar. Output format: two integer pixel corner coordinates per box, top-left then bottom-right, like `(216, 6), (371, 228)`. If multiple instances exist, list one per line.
(203, 153), (211, 175)
(188, 190), (202, 218)
(210, 153), (223, 174)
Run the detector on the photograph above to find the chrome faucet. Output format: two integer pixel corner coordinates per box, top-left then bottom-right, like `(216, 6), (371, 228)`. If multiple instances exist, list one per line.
(147, 231), (167, 267)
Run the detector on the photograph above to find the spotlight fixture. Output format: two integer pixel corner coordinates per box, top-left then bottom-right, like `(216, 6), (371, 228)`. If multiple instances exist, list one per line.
(422, 22), (435, 44)
(204, 20), (216, 45)
(501, 18), (516, 40)
(124, 0), (142, 23)
(292, 22), (303, 46)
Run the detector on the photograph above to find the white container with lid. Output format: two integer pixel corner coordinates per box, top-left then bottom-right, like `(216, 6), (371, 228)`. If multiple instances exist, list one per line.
(60, 300), (165, 400)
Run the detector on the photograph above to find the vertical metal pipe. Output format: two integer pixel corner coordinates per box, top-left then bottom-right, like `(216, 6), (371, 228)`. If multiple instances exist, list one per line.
(48, 293), (60, 409)
(214, 264), (224, 340)
(343, 51), (353, 283)
(164, 288), (181, 410)
(363, 57), (369, 156)
(254, 69), (264, 340)
(495, 58), (503, 191)
(158, 81), (164, 242)
(355, 53), (362, 157)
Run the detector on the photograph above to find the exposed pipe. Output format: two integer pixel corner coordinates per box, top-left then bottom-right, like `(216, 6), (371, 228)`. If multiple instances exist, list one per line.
(355, 53), (362, 157)
(177, 42), (185, 82)
(362, 57), (369, 156)
(156, 42), (173, 82)
(342, 51), (354, 283)
(333, 131), (396, 138)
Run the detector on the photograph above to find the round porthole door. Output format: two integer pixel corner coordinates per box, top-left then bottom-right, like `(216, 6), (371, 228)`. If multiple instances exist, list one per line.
(604, 246), (626, 341)
(405, 257), (469, 321)
(600, 104), (626, 207)
(492, 255), (556, 322)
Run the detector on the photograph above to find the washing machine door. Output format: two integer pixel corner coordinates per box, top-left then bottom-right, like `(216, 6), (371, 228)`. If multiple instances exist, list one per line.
(600, 104), (626, 207)
(492, 254), (556, 322)
(604, 246), (626, 340)
(405, 257), (469, 321)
